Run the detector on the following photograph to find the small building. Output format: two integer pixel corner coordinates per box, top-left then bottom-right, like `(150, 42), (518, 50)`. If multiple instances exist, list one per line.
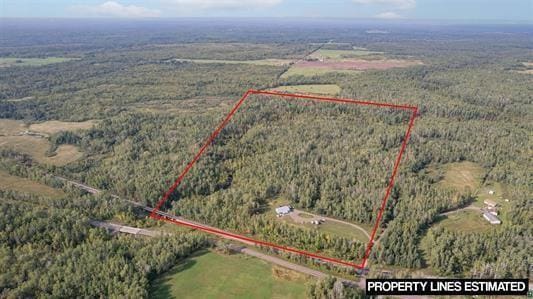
(488, 190), (495, 195)
(484, 199), (498, 208)
(483, 212), (501, 225)
(275, 205), (292, 216)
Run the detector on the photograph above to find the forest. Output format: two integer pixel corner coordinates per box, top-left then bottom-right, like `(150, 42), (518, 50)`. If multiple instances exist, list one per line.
(0, 19), (531, 298)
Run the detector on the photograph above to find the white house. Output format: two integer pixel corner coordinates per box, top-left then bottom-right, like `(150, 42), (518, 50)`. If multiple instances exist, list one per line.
(483, 212), (501, 225)
(275, 205), (292, 216)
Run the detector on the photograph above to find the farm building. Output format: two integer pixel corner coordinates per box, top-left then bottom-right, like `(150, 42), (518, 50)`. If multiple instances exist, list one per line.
(484, 199), (498, 208)
(483, 212), (501, 225)
(275, 205), (292, 216)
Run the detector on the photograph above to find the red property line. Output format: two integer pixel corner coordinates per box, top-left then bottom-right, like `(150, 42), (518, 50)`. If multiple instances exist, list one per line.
(150, 88), (418, 270)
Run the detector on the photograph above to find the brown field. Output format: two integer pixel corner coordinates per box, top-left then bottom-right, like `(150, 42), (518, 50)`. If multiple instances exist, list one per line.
(294, 59), (423, 71)
(29, 120), (97, 135)
(0, 119), (27, 135)
(432, 161), (484, 193)
(0, 136), (83, 166)
(0, 170), (65, 198)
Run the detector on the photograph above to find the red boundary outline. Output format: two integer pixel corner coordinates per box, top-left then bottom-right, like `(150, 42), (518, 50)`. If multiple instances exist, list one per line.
(149, 89), (418, 269)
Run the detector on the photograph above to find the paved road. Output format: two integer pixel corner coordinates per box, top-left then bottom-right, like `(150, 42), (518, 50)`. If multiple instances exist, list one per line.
(292, 209), (371, 240)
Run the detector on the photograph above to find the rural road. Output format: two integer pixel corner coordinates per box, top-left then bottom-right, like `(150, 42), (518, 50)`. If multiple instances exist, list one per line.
(57, 176), (364, 284)
(292, 209), (371, 240)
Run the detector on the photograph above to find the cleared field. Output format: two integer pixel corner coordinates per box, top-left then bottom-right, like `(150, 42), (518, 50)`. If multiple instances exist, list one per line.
(0, 119), (27, 135)
(0, 119), (94, 166)
(150, 250), (309, 299)
(173, 58), (292, 66)
(269, 200), (370, 243)
(431, 210), (491, 233)
(317, 220), (370, 242)
(0, 136), (82, 166)
(0, 57), (75, 67)
(29, 120), (97, 135)
(438, 161), (484, 192)
(0, 170), (65, 198)
(270, 84), (341, 95)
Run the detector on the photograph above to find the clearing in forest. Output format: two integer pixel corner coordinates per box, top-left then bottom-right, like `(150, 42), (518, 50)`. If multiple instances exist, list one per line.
(0, 57), (75, 67)
(0, 119), (96, 166)
(151, 89), (417, 269)
(281, 46), (422, 78)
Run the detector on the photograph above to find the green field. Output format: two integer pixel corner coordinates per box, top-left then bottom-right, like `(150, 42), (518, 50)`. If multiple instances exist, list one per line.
(174, 58), (292, 66)
(0, 57), (75, 67)
(433, 161), (484, 193)
(150, 250), (309, 299)
(432, 210), (491, 233)
(270, 84), (341, 95)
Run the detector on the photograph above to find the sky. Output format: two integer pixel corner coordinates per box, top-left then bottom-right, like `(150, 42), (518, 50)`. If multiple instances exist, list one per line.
(1, 0), (532, 22)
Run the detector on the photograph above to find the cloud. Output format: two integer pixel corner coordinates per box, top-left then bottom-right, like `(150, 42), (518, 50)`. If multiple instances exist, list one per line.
(164, 0), (282, 10)
(71, 1), (161, 18)
(353, 0), (415, 9)
(374, 11), (403, 19)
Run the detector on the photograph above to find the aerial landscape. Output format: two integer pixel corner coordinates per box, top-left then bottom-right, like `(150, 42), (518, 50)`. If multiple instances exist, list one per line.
(0, 0), (531, 298)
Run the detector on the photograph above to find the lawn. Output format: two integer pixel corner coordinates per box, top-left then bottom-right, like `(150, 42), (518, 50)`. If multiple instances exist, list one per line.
(0, 170), (65, 198)
(270, 84), (341, 95)
(431, 210), (491, 233)
(318, 220), (370, 243)
(0, 57), (75, 67)
(150, 250), (309, 299)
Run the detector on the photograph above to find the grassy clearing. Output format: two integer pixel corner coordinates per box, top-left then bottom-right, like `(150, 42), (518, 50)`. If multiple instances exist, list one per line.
(269, 198), (370, 243)
(0, 119), (95, 166)
(0, 57), (75, 67)
(0, 170), (65, 198)
(0, 119), (27, 135)
(474, 182), (508, 208)
(437, 161), (484, 192)
(173, 58), (292, 66)
(150, 250), (309, 299)
(0, 136), (83, 166)
(29, 120), (97, 135)
(270, 84), (341, 95)
(280, 67), (360, 78)
(431, 210), (491, 233)
(318, 221), (370, 242)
